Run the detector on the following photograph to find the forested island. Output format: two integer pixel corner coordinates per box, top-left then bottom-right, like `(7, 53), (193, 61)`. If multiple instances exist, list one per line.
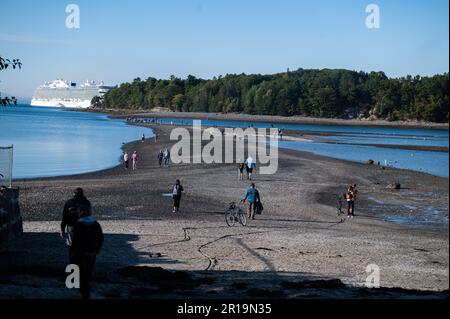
(96, 69), (449, 123)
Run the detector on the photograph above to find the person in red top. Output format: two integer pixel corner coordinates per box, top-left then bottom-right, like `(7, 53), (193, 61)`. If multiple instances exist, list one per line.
(131, 151), (138, 170)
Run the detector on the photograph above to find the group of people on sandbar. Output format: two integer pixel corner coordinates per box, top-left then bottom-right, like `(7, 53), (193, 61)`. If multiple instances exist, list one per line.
(157, 148), (171, 167)
(122, 132), (163, 171)
(238, 156), (257, 180)
(123, 151), (138, 170)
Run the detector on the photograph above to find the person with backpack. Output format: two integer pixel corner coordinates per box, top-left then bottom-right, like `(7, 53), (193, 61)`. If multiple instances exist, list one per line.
(242, 183), (261, 220)
(70, 205), (104, 300)
(171, 179), (184, 213)
(60, 188), (91, 247)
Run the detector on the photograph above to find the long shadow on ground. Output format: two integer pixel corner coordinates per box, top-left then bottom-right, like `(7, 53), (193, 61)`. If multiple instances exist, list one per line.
(0, 232), (447, 299)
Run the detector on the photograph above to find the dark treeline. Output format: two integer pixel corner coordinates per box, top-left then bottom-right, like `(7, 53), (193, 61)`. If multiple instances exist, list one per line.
(98, 69), (449, 123)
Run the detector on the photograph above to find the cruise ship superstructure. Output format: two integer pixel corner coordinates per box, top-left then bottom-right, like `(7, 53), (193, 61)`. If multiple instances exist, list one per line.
(31, 79), (114, 108)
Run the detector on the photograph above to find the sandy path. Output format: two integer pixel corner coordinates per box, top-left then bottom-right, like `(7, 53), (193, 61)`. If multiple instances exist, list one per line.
(1, 123), (448, 298)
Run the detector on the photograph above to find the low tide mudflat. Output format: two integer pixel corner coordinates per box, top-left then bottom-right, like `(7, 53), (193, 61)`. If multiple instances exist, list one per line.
(1, 124), (448, 298)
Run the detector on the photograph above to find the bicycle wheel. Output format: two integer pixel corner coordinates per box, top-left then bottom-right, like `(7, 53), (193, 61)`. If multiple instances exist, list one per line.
(337, 198), (344, 216)
(238, 209), (247, 226)
(225, 209), (236, 227)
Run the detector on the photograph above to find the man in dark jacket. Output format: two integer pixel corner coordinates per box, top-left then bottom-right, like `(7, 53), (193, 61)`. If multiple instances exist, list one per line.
(70, 205), (104, 299)
(60, 188), (91, 245)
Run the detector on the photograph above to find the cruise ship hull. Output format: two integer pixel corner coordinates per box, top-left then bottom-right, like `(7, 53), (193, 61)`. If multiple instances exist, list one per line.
(30, 99), (92, 109)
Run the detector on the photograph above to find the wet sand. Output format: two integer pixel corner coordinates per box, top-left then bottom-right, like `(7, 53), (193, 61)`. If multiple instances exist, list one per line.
(0, 123), (448, 298)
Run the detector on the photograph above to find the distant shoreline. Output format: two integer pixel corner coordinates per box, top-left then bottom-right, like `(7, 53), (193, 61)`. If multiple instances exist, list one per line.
(82, 108), (449, 130)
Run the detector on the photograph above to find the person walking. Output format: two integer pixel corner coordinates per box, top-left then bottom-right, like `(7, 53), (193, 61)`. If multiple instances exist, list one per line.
(242, 183), (261, 220)
(164, 148), (171, 167)
(141, 133), (145, 143)
(351, 184), (358, 200)
(163, 149), (168, 166)
(167, 149), (171, 166)
(69, 205), (104, 300)
(238, 162), (245, 180)
(346, 186), (355, 218)
(157, 150), (164, 167)
(131, 151), (138, 170)
(349, 184), (358, 215)
(171, 179), (184, 213)
(60, 188), (92, 247)
(123, 152), (129, 170)
(244, 156), (256, 180)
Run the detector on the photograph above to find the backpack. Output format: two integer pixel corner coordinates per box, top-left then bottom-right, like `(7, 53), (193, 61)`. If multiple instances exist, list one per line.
(172, 185), (182, 196)
(255, 201), (264, 215)
(67, 205), (80, 225)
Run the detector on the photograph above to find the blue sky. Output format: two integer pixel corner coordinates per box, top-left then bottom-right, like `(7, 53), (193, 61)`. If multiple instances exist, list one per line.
(0, 0), (448, 100)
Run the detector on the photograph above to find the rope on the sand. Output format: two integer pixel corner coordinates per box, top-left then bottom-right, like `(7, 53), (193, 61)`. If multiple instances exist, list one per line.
(182, 227), (194, 241)
(133, 227), (195, 251)
(184, 227), (217, 270)
(197, 230), (270, 271)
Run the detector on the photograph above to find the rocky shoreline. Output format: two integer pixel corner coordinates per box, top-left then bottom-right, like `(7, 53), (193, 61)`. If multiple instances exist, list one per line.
(75, 108), (449, 130)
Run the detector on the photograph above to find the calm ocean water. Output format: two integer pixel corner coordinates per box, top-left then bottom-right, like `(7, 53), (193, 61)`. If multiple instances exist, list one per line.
(0, 106), (448, 179)
(0, 105), (153, 179)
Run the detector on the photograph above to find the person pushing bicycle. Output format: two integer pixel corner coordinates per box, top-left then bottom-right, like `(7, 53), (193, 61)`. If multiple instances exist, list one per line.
(242, 183), (261, 220)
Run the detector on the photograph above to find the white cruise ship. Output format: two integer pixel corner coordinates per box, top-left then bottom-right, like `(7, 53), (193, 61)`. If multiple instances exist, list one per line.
(31, 79), (114, 108)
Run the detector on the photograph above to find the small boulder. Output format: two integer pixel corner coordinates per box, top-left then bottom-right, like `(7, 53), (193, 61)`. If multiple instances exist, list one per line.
(386, 182), (401, 189)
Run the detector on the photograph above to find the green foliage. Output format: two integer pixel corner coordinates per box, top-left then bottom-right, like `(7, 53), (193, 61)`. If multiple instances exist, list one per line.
(0, 57), (22, 71)
(100, 69), (449, 123)
(91, 95), (103, 108)
(0, 56), (22, 106)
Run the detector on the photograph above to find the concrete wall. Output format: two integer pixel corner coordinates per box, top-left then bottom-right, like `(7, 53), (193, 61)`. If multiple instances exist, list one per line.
(0, 187), (22, 246)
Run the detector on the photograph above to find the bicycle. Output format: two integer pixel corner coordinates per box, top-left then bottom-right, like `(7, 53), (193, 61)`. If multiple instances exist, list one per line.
(337, 194), (345, 216)
(225, 202), (247, 227)
(336, 194), (347, 222)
